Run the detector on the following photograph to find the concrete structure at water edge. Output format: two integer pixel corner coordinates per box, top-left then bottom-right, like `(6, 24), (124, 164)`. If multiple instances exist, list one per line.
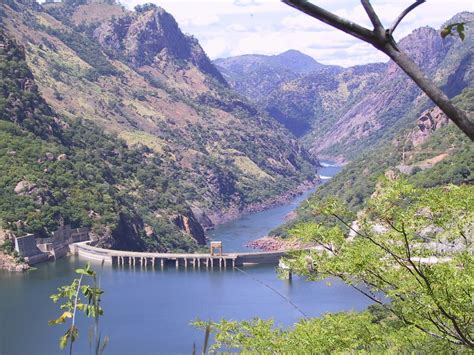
(14, 234), (49, 265)
(14, 225), (90, 265)
(71, 241), (290, 270)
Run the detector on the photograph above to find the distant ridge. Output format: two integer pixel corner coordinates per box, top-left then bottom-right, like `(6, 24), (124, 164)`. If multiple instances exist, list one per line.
(215, 12), (474, 153)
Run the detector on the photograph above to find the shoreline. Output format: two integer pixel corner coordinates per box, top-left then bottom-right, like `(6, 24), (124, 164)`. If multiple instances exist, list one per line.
(1, 173), (329, 272)
(204, 178), (319, 228)
(246, 236), (315, 252)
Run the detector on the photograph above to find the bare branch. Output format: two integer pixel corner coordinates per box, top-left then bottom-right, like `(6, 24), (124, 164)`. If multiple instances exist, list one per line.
(389, 0), (426, 35)
(281, 0), (474, 139)
(281, 0), (376, 43)
(361, 0), (384, 35)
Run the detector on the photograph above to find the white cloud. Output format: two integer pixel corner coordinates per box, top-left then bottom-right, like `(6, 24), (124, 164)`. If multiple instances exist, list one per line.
(226, 23), (249, 32)
(281, 14), (328, 32)
(202, 37), (233, 58)
(118, 0), (473, 66)
(189, 14), (220, 27)
(233, 0), (260, 6)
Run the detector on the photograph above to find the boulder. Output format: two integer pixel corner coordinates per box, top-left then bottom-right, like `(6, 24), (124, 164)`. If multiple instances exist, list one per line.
(144, 224), (154, 237)
(45, 152), (55, 161)
(171, 212), (206, 245)
(57, 154), (67, 161)
(14, 180), (36, 195)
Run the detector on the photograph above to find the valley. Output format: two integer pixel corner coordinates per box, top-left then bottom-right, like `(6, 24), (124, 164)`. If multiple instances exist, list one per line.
(0, 1), (472, 353)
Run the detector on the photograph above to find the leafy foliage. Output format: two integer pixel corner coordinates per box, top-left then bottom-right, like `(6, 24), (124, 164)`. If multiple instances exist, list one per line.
(196, 306), (457, 353)
(49, 263), (108, 354)
(0, 32), (199, 251)
(285, 179), (474, 348)
(441, 22), (466, 41)
(199, 180), (474, 352)
(273, 88), (474, 238)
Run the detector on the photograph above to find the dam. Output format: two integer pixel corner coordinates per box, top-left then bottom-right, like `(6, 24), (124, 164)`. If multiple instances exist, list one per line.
(70, 241), (292, 270)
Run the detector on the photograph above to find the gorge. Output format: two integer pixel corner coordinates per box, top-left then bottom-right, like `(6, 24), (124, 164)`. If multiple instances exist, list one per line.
(0, 0), (472, 353)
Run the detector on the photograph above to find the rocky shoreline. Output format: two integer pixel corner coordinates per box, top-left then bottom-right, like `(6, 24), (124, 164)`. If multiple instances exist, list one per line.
(205, 179), (318, 228)
(0, 179), (320, 271)
(0, 251), (29, 272)
(246, 236), (315, 252)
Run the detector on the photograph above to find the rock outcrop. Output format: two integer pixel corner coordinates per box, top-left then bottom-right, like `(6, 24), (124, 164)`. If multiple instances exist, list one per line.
(171, 212), (206, 245)
(218, 13), (473, 158)
(246, 236), (314, 252)
(0, 252), (29, 272)
(94, 7), (225, 82)
(409, 107), (450, 146)
(14, 180), (36, 195)
(1, 0), (319, 254)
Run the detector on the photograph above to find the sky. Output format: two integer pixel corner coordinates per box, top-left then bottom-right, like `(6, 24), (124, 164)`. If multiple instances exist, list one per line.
(120, 1), (472, 67)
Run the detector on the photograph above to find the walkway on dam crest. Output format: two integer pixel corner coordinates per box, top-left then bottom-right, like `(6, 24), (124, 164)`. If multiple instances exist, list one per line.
(70, 242), (294, 270)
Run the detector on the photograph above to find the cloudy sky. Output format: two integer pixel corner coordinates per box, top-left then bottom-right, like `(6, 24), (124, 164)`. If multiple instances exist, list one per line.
(120, 0), (472, 67)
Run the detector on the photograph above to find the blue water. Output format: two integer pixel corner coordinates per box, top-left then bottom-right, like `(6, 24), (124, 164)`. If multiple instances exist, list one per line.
(0, 161), (374, 355)
(209, 161), (342, 252)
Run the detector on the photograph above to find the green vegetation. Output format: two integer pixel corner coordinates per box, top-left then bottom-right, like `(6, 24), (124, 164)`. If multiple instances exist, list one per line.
(273, 88), (473, 237)
(1, 0), (320, 240)
(49, 263), (108, 354)
(0, 31), (200, 251)
(200, 179), (474, 352)
(197, 306), (459, 353)
(41, 27), (119, 80)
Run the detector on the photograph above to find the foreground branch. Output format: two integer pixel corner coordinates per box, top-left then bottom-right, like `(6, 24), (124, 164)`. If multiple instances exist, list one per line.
(281, 0), (474, 140)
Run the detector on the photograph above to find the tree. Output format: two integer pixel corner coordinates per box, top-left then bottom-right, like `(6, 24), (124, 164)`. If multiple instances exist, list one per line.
(281, 0), (474, 140)
(49, 263), (108, 354)
(198, 179), (474, 351)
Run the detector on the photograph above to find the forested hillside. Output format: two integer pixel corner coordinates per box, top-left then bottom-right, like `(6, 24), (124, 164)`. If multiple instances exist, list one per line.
(0, 30), (204, 252)
(0, 0), (317, 229)
(272, 87), (474, 236)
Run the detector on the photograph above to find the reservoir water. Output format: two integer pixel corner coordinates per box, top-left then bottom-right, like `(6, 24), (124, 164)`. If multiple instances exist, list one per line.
(0, 162), (372, 355)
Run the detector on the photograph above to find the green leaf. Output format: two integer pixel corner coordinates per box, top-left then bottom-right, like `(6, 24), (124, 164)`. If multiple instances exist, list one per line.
(59, 334), (69, 350)
(48, 311), (73, 326)
(457, 23), (465, 41)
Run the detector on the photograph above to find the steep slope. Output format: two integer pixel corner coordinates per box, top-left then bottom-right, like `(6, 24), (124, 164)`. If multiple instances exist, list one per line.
(0, 30), (204, 254)
(306, 15), (474, 160)
(272, 87), (474, 237)
(220, 13), (473, 159)
(262, 64), (383, 138)
(0, 0), (318, 227)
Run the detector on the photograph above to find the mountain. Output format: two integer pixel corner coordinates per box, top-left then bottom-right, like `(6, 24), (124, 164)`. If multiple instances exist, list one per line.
(0, 30), (200, 253)
(272, 86), (474, 237)
(214, 50), (334, 106)
(220, 13), (474, 157)
(0, 0), (318, 255)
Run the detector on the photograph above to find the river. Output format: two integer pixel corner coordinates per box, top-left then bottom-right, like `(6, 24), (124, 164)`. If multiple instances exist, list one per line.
(0, 162), (372, 355)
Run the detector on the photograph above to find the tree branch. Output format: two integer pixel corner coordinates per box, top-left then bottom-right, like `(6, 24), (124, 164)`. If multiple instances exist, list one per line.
(384, 46), (474, 141)
(360, 0), (384, 36)
(281, 0), (377, 43)
(389, 0), (426, 35)
(281, 0), (474, 140)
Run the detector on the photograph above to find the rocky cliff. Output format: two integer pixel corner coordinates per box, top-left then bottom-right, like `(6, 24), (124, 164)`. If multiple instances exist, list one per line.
(0, 30), (212, 253)
(94, 6), (225, 82)
(272, 86), (473, 239)
(219, 13), (474, 159)
(0, 0), (318, 240)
